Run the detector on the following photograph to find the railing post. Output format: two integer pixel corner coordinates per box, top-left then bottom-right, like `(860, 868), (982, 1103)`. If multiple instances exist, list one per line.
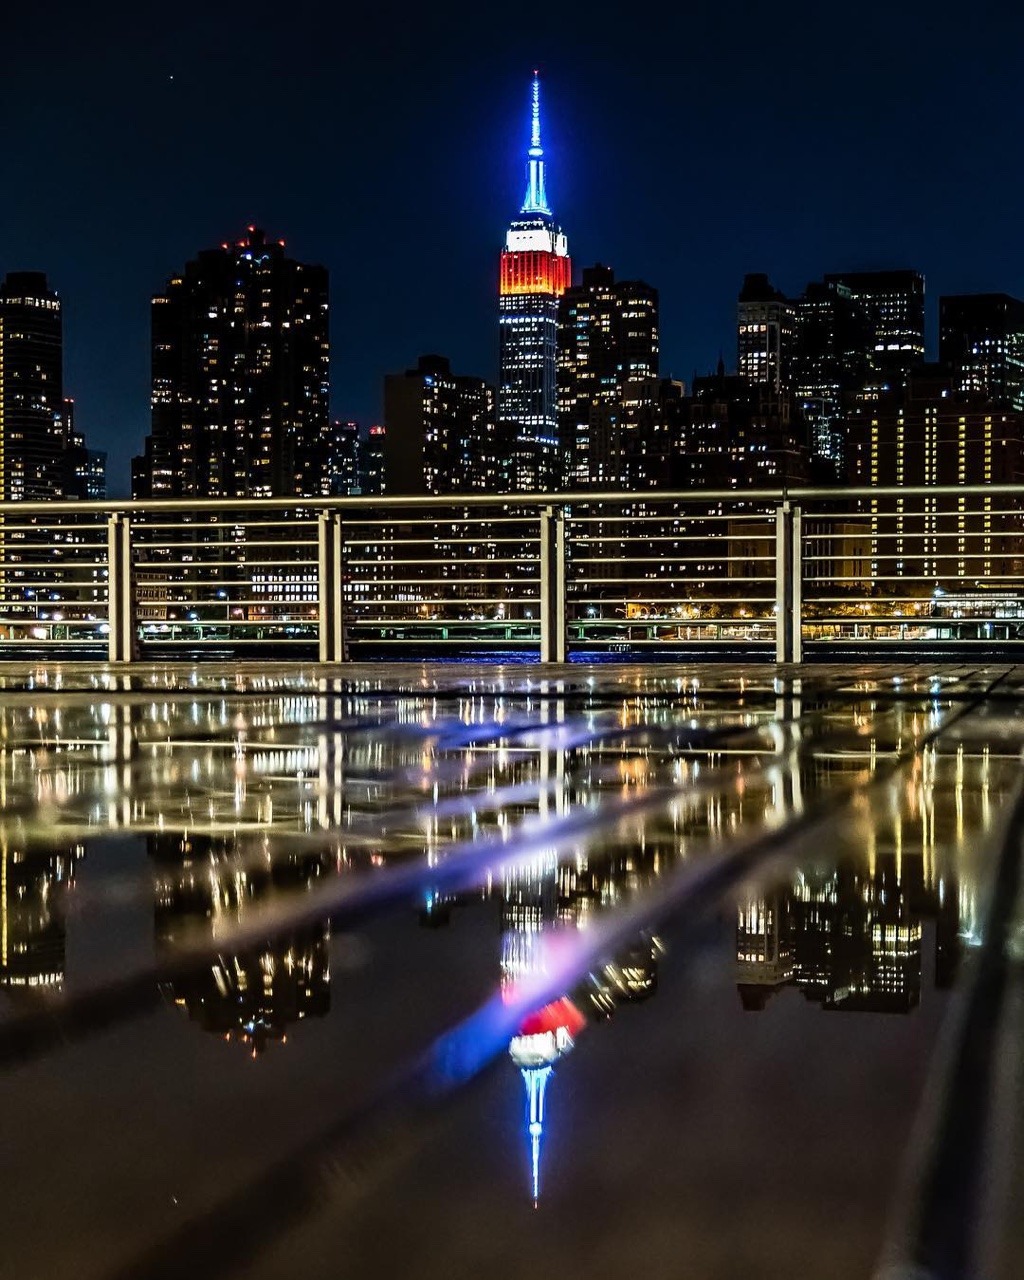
(106, 512), (136, 663)
(539, 505), (566, 664)
(318, 511), (345, 663)
(791, 505), (803, 664)
(775, 500), (802, 664)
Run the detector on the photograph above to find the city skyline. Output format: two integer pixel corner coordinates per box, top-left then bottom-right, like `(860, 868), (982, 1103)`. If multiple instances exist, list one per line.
(5, 0), (1024, 494)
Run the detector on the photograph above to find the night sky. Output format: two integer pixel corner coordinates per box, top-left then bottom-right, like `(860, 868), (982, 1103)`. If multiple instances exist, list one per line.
(4, 0), (1022, 495)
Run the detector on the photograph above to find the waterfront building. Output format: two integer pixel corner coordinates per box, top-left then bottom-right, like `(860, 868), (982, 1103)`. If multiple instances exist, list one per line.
(383, 355), (496, 494)
(498, 74), (572, 492)
(0, 271), (68, 501)
(132, 227), (329, 498)
(557, 265), (659, 488)
(939, 292), (1024, 410)
(846, 366), (1024, 584)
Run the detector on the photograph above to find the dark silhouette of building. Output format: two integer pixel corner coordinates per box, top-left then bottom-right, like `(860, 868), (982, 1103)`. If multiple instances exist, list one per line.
(323, 419), (362, 496)
(791, 280), (871, 471)
(737, 268), (925, 476)
(360, 424), (386, 496)
(823, 269), (925, 395)
(0, 840), (83, 994)
(132, 227), (329, 498)
(498, 74), (572, 492)
(383, 355), (496, 494)
(557, 265), (659, 488)
(150, 833), (330, 1054)
(678, 369), (809, 489)
(631, 378), (687, 488)
(0, 272), (68, 501)
(61, 398), (107, 499)
(939, 293), (1024, 410)
(736, 849), (958, 1015)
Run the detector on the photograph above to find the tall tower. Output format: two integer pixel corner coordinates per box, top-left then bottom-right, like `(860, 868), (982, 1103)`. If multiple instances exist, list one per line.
(132, 227), (329, 499)
(737, 272), (795, 394)
(0, 272), (67, 501)
(498, 73), (572, 492)
(557, 265), (660, 488)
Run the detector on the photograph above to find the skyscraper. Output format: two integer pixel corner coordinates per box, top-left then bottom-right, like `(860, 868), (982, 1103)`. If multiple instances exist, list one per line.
(738, 268), (926, 473)
(61, 398), (107, 500)
(823, 269), (925, 394)
(846, 366), (1024, 584)
(498, 74), (572, 492)
(360, 424), (386, 496)
(0, 272), (67, 501)
(132, 227), (329, 499)
(737, 273), (795, 394)
(557, 265), (659, 488)
(383, 354), (496, 494)
(791, 280), (871, 469)
(320, 418), (362, 497)
(939, 293), (1024, 410)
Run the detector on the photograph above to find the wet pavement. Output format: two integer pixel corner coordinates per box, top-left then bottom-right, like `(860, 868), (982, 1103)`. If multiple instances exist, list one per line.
(0, 662), (1022, 1280)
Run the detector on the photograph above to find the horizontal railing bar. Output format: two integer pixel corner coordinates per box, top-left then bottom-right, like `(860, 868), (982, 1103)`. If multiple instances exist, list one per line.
(0, 480), (1021, 517)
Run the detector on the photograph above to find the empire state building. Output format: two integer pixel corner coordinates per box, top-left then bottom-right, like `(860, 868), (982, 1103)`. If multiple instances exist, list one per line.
(498, 73), (572, 492)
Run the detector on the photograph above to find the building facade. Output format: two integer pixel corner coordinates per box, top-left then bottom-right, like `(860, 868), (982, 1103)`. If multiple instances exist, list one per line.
(498, 74), (572, 492)
(823, 269), (925, 396)
(847, 368), (1024, 586)
(0, 272), (68, 501)
(557, 265), (659, 488)
(132, 227), (329, 498)
(737, 273), (795, 394)
(737, 268), (926, 475)
(383, 355), (495, 495)
(791, 280), (870, 470)
(939, 293), (1024, 410)
(322, 419), (362, 497)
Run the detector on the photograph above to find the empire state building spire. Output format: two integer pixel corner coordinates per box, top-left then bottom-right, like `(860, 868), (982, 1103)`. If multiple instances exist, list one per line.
(497, 71), (571, 491)
(522, 71), (550, 215)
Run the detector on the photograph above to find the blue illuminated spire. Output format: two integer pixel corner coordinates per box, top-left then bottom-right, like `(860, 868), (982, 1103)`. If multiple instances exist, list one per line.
(522, 1065), (552, 1205)
(521, 71), (551, 216)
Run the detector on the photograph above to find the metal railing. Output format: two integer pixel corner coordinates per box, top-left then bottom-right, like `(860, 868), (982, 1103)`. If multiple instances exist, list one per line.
(0, 483), (1020, 662)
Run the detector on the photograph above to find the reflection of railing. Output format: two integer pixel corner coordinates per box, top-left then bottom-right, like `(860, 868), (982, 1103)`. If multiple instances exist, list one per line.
(0, 482), (1021, 661)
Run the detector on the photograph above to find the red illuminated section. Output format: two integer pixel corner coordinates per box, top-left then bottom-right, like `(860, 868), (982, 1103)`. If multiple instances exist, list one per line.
(517, 997), (586, 1040)
(500, 250), (572, 297)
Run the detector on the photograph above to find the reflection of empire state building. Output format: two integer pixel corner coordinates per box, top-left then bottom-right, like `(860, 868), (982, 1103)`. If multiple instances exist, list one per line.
(499, 855), (662, 1202)
(149, 834), (330, 1054)
(500, 856), (582, 1203)
(498, 73), (572, 492)
(0, 840), (83, 994)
